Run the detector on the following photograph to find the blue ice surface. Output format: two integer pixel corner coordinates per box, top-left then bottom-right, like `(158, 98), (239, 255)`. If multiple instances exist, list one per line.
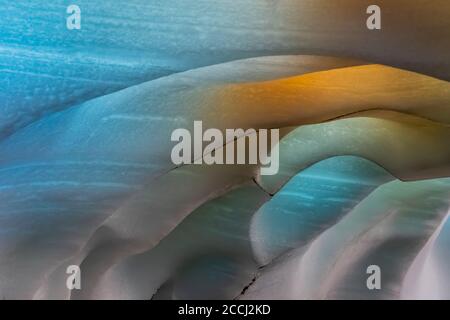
(2, 0), (449, 140)
(253, 156), (394, 261)
(0, 0), (302, 139)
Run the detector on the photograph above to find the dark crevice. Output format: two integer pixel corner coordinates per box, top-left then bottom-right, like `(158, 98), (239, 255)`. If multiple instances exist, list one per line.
(252, 177), (274, 197)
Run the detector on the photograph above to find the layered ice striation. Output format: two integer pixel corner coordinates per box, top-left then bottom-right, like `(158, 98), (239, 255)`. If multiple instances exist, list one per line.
(0, 0), (449, 299)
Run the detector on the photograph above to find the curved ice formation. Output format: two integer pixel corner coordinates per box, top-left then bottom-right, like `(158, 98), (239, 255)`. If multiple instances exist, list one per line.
(241, 178), (450, 299)
(401, 213), (450, 299)
(1, 61), (449, 298)
(32, 106), (450, 298)
(0, 3), (449, 298)
(251, 156), (394, 265)
(260, 110), (450, 194)
(1, 0), (449, 139)
(74, 185), (269, 300)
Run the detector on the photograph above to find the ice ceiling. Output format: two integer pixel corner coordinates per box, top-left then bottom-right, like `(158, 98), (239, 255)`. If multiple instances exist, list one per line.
(0, 0), (449, 299)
